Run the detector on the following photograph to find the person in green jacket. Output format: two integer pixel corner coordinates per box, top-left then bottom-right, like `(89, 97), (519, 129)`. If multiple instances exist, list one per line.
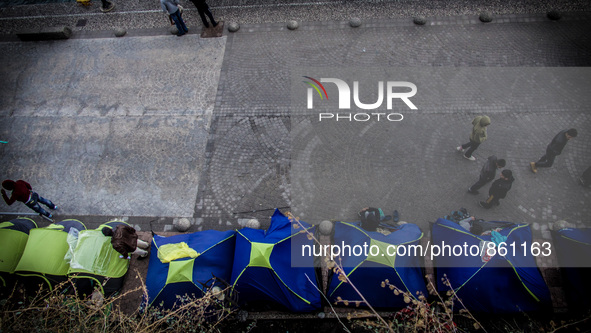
(457, 115), (491, 161)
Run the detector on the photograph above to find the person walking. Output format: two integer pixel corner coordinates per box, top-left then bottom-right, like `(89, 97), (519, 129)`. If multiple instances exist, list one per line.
(530, 128), (577, 173)
(479, 170), (514, 209)
(161, 0), (188, 36)
(457, 115), (491, 161)
(2, 179), (57, 218)
(468, 155), (506, 194)
(189, 0), (218, 28)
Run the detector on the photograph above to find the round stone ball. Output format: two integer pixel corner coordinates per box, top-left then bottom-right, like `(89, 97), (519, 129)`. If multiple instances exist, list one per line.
(228, 22), (240, 32)
(319, 220), (333, 235)
(245, 219), (260, 229)
(551, 220), (571, 230)
(349, 17), (362, 28)
(413, 16), (427, 25)
(114, 28), (126, 37)
(174, 218), (191, 232)
(479, 12), (493, 23)
(211, 286), (225, 301)
(287, 20), (299, 30)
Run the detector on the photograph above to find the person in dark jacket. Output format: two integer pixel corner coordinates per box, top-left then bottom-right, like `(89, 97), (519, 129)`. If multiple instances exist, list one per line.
(2, 179), (57, 218)
(359, 207), (381, 231)
(190, 0), (218, 28)
(530, 128), (577, 173)
(102, 224), (149, 259)
(468, 155), (506, 194)
(479, 169), (514, 209)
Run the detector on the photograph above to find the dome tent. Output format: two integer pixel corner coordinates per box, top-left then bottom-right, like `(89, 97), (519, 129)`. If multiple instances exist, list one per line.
(14, 219), (86, 291)
(432, 218), (551, 313)
(68, 221), (132, 297)
(145, 229), (236, 309)
(230, 209), (321, 312)
(0, 217), (37, 290)
(551, 227), (591, 313)
(327, 221), (427, 308)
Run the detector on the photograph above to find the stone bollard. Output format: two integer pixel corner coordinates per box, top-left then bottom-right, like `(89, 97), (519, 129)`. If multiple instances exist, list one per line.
(114, 27), (126, 37)
(228, 22), (240, 32)
(479, 12), (493, 23)
(349, 17), (362, 28)
(245, 219), (260, 229)
(287, 20), (299, 30)
(174, 217), (191, 232)
(319, 220), (333, 236)
(413, 16), (427, 25)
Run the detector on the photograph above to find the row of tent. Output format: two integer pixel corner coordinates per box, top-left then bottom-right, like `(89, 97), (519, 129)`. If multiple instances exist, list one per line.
(2, 210), (590, 314)
(0, 218), (132, 297)
(145, 210), (591, 314)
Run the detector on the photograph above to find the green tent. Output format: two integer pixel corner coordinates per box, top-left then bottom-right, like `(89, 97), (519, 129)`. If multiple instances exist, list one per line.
(14, 219), (86, 291)
(68, 221), (131, 296)
(0, 218), (37, 289)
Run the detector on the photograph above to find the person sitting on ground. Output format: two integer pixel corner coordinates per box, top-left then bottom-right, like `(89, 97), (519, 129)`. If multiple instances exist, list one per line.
(102, 224), (150, 259)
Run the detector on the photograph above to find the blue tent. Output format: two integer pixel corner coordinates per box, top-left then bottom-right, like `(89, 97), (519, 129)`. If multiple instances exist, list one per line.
(327, 221), (427, 308)
(552, 228), (591, 312)
(230, 209), (321, 312)
(432, 218), (551, 313)
(145, 229), (236, 309)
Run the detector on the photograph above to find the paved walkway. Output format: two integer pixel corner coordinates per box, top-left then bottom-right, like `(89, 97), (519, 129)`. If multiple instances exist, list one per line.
(198, 14), (591, 236)
(0, 1), (590, 239)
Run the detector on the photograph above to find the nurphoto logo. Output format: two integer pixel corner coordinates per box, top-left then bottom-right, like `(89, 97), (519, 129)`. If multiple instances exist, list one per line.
(302, 76), (417, 122)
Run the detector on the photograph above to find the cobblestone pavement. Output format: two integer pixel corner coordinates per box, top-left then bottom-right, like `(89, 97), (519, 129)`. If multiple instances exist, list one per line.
(0, 1), (590, 237)
(199, 14), (591, 237)
(0, 0), (589, 35)
(0, 35), (225, 229)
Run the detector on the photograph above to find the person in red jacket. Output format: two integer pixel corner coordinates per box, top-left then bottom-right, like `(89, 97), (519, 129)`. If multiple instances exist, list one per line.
(1, 179), (57, 218)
